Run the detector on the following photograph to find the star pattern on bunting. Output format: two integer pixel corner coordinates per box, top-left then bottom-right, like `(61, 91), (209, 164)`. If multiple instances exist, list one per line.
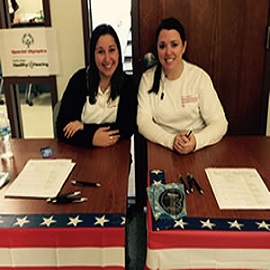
(174, 218), (188, 229)
(94, 215), (109, 227)
(200, 219), (216, 230)
(13, 216), (30, 228)
(153, 216), (270, 232)
(67, 215), (83, 227)
(151, 170), (163, 175)
(0, 213), (125, 228)
(40, 215), (57, 227)
(256, 220), (270, 231)
(121, 216), (125, 226)
(153, 179), (163, 186)
(228, 220), (244, 230)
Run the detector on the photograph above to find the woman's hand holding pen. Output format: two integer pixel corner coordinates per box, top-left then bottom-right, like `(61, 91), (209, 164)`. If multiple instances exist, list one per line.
(173, 130), (196, 154)
(92, 126), (120, 147)
(63, 120), (84, 138)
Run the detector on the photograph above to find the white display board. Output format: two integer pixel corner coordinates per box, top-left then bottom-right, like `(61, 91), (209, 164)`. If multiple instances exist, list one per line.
(0, 27), (59, 76)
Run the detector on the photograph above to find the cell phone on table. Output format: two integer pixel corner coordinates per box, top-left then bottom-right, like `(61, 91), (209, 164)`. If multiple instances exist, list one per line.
(40, 146), (55, 159)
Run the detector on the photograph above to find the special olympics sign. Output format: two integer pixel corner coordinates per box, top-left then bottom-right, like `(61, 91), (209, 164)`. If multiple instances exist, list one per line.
(0, 27), (59, 76)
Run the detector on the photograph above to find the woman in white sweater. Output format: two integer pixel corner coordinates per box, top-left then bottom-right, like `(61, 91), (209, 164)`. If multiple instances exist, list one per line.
(137, 17), (228, 154)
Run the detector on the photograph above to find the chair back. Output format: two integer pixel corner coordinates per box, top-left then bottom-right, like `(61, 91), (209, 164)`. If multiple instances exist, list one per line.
(53, 100), (61, 138)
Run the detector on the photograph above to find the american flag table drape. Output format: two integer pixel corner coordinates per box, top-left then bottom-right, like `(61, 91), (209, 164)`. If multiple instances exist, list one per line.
(145, 170), (270, 270)
(0, 213), (125, 270)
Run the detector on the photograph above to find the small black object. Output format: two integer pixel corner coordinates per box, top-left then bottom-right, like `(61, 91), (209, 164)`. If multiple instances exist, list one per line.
(179, 174), (189, 195)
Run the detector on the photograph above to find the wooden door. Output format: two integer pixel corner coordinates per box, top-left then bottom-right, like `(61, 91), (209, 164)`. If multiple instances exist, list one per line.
(135, 0), (270, 135)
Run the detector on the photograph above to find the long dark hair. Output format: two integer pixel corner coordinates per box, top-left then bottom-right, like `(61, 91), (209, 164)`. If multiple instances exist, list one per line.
(87, 24), (124, 104)
(149, 18), (186, 94)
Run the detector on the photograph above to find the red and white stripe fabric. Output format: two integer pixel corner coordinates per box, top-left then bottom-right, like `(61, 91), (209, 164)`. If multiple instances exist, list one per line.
(0, 214), (125, 270)
(145, 204), (270, 270)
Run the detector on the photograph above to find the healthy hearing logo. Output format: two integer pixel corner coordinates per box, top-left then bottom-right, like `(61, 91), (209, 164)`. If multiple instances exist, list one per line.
(22, 33), (34, 48)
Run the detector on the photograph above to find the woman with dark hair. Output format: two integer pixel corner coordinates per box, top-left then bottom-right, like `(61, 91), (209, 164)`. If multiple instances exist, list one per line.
(57, 24), (137, 147)
(137, 17), (228, 154)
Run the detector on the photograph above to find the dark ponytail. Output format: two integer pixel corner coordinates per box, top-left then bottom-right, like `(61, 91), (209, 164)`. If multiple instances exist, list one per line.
(148, 63), (162, 94)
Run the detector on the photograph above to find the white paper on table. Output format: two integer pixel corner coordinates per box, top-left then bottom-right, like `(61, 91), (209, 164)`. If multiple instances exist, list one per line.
(4, 159), (75, 199)
(205, 168), (270, 209)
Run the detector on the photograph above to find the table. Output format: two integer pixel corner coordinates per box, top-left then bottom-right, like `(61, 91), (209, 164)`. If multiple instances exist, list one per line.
(145, 136), (270, 270)
(0, 138), (131, 270)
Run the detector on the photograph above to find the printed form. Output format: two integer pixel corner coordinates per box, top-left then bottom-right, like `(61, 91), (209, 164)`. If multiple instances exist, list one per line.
(5, 159), (75, 198)
(205, 168), (270, 209)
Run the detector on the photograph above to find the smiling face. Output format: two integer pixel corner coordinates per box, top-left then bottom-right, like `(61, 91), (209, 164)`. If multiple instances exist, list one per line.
(95, 34), (119, 81)
(157, 29), (187, 79)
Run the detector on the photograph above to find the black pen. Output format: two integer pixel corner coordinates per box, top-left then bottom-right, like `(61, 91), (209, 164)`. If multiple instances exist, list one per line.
(50, 197), (87, 203)
(160, 92), (164, 100)
(71, 180), (101, 187)
(179, 174), (189, 195)
(186, 130), (192, 138)
(46, 191), (81, 202)
(186, 174), (194, 193)
(187, 173), (204, 195)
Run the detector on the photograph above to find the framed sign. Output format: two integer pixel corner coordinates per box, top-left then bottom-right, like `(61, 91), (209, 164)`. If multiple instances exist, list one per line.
(0, 27), (59, 76)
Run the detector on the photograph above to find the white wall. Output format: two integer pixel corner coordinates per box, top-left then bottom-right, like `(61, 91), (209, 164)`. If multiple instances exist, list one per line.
(91, 0), (131, 62)
(50, 0), (85, 99)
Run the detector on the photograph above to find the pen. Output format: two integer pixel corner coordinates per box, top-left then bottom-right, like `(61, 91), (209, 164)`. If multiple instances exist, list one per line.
(71, 180), (101, 187)
(179, 174), (189, 195)
(186, 174), (194, 193)
(0, 173), (10, 189)
(187, 173), (204, 195)
(50, 197), (87, 203)
(160, 92), (164, 100)
(186, 130), (192, 138)
(46, 191), (81, 202)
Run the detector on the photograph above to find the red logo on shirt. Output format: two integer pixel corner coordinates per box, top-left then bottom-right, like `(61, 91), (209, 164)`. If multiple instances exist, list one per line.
(181, 96), (198, 107)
